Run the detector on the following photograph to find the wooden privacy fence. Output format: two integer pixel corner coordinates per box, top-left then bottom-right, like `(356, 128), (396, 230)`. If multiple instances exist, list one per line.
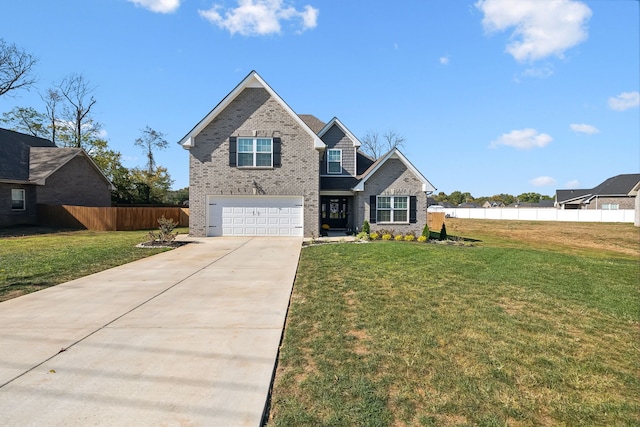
(427, 212), (445, 231)
(37, 204), (189, 231)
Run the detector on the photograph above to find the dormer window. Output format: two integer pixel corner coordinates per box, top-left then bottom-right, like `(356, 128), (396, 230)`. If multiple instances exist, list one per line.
(327, 149), (342, 174)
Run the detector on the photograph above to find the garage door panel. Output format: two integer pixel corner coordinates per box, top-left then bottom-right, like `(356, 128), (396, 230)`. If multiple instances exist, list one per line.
(208, 196), (303, 237)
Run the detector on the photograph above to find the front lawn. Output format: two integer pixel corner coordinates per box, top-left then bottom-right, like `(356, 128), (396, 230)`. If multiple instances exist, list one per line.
(0, 228), (187, 302)
(268, 221), (640, 426)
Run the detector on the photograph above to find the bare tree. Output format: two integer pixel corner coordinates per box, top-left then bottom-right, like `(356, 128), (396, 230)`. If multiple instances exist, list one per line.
(0, 107), (47, 137)
(42, 88), (62, 145)
(360, 129), (406, 159)
(56, 73), (99, 149)
(0, 39), (37, 97)
(135, 126), (169, 174)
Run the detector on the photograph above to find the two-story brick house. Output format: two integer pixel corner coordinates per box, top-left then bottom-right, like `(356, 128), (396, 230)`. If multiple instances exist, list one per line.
(179, 71), (436, 238)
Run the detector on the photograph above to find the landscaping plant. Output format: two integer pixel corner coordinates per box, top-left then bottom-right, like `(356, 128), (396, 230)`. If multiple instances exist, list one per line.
(439, 222), (447, 241)
(362, 220), (370, 235)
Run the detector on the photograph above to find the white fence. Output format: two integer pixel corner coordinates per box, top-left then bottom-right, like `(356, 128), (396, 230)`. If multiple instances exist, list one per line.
(443, 208), (636, 223)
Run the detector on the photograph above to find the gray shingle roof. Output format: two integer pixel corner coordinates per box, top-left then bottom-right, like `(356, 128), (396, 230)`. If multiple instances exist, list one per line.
(589, 174), (640, 196)
(298, 115), (326, 134)
(0, 128), (56, 182)
(556, 188), (591, 203)
(29, 147), (82, 184)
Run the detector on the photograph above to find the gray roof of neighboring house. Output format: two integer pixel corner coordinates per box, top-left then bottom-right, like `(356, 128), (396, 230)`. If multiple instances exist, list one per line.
(29, 147), (83, 184)
(588, 173), (640, 197)
(556, 188), (591, 203)
(0, 128), (56, 182)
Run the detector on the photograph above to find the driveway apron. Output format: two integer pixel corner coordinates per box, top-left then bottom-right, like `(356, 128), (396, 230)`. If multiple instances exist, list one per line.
(0, 236), (302, 426)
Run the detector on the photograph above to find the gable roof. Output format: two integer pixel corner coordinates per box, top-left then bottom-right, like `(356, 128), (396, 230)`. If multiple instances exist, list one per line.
(298, 114), (326, 134)
(179, 71), (325, 150)
(317, 117), (361, 148)
(556, 188), (591, 204)
(0, 127), (57, 183)
(29, 147), (115, 189)
(353, 148), (436, 193)
(587, 173), (640, 198)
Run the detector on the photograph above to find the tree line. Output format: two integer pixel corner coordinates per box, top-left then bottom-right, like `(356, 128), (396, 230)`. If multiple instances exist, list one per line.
(0, 38), (187, 205)
(433, 191), (553, 207)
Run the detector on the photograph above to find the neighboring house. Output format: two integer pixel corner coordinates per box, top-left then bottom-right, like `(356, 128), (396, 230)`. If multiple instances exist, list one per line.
(458, 202), (479, 208)
(506, 200), (554, 208)
(555, 174), (640, 210)
(482, 201), (505, 208)
(0, 128), (114, 227)
(179, 71), (436, 237)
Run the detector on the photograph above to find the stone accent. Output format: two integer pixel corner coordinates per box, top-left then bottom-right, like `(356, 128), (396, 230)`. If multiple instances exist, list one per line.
(36, 155), (112, 207)
(188, 88), (320, 237)
(353, 158), (427, 234)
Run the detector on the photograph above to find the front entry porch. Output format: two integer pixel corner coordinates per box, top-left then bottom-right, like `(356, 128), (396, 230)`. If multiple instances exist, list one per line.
(320, 196), (354, 234)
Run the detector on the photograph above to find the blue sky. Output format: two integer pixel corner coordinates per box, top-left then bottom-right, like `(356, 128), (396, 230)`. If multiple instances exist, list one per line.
(1, 0), (638, 196)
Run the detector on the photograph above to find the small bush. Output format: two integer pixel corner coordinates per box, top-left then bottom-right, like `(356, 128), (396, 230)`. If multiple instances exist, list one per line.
(404, 234), (415, 241)
(148, 215), (178, 243)
(439, 223), (448, 241)
(394, 234), (404, 241)
(422, 223), (430, 238)
(362, 220), (370, 234)
(356, 231), (369, 241)
(370, 232), (379, 240)
(417, 235), (427, 243)
(382, 233), (392, 241)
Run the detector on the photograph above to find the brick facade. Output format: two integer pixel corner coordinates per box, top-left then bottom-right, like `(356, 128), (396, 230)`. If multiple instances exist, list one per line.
(36, 155), (112, 207)
(583, 196), (636, 210)
(354, 158), (428, 234)
(188, 87), (320, 237)
(0, 184), (37, 227)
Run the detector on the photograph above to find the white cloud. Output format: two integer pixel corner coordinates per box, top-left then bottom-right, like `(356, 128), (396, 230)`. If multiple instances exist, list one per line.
(439, 56), (450, 65)
(490, 128), (553, 150)
(564, 179), (580, 188)
(608, 91), (640, 111)
(530, 176), (557, 187)
(127, 0), (181, 13)
(475, 0), (592, 62)
(569, 123), (599, 134)
(199, 0), (318, 36)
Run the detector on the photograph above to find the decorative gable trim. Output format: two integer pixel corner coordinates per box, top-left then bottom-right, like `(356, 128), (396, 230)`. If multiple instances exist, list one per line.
(317, 117), (361, 148)
(179, 70), (325, 150)
(353, 148), (436, 193)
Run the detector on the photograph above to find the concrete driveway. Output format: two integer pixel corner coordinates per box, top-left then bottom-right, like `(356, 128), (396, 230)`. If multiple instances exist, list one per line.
(0, 236), (302, 426)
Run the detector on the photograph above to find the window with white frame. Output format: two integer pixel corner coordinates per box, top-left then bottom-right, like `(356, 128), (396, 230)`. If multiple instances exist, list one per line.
(237, 137), (273, 167)
(377, 195), (408, 223)
(11, 189), (25, 210)
(327, 149), (342, 174)
(601, 203), (619, 210)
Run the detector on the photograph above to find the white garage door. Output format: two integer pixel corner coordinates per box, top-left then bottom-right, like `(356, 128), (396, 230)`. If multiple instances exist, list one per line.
(207, 196), (304, 237)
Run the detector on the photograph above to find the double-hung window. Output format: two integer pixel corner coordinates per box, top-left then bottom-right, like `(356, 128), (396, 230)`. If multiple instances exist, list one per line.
(377, 196), (408, 223)
(327, 149), (342, 174)
(237, 138), (273, 167)
(11, 189), (25, 211)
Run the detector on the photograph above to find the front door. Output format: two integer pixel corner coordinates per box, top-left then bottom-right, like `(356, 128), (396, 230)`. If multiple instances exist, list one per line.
(321, 196), (349, 229)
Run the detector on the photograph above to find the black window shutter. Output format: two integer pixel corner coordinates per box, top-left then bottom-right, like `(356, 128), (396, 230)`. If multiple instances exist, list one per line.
(273, 137), (281, 167)
(369, 195), (377, 223)
(409, 196), (417, 223)
(229, 137), (237, 166)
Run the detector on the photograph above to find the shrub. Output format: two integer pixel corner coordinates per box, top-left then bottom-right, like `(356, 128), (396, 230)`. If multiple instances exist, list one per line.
(394, 234), (404, 241)
(439, 223), (448, 241)
(417, 235), (427, 243)
(356, 231), (369, 241)
(382, 233), (392, 241)
(322, 224), (330, 230)
(148, 215), (178, 243)
(362, 220), (370, 234)
(404, 234), (415, 241)
(421, 223), (430, 238)
(370, 232), (379, 240)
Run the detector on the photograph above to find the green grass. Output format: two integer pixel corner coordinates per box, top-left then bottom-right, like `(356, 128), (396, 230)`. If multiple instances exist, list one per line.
(269, 238), (640, 426)
(0, 228), (187, 301)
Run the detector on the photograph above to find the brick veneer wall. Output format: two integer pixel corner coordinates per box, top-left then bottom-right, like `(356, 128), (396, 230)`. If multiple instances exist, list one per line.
(353, 158), (427, 234)
(188, 87), (320, 237)
(36, 155), (112, 207)
(583, 196), (636, 210)
(0, 183), (37, 227)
